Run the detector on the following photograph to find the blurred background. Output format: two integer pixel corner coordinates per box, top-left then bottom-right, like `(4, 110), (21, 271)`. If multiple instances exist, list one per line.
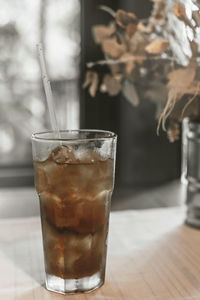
(0, 0), (182, 215)
(0, 0), (80, 186)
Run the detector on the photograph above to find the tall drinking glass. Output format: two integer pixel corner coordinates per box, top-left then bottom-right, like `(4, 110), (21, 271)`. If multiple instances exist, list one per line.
(32, 130), (117, 294)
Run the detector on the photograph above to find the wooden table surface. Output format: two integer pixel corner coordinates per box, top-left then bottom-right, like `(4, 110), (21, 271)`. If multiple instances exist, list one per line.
(1, 206), (200, 300)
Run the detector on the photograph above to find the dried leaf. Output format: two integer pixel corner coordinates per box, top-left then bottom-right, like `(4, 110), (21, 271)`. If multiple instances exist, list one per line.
(167, 62), (196, 90)
(92, 23), (115, 44)
(190, 41), (198, 57)
(181, 85), (200, 119)
(180, 95), (200, 120)
(101, 74), (122, 96)
(137, 22), (154, 33)
(100, 83), (107, 93)
(120, 52), (135, 74)
(195, 2), (200, 10)
(192, 10), (200, 27)
(184, 81), (200, 95)
(116, 9), (138, 29)
(89, 73), (99, 97)
(126, 60), (135, 74)
(83, 71), (99, 97)
(158, 65), (198, 135)
(173, 3), (186, 19)
(157, 87), (178, 134)
(83, 71), (92, 89)
(102, 37), (126, 58)
(122, 80), (139, 106)
(167, 121), (180, 142)
(150, 0), (165, 22)
(126, 23), (138, 37)
(169, 92), (200, 122)
(135, 56), (146, 65)
(145, 39), (169, 54)
(129, 31), (149, 55)
(173, 3), (194, 29)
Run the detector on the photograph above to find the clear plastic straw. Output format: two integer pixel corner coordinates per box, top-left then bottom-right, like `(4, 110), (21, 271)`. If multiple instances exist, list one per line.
(37, 43), (61, 139)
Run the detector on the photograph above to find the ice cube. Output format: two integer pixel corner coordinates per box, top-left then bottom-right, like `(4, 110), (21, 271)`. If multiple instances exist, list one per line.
(43, 220), (105, 279)
(51, 145), (76, 164)
(76, 164), (96, 188)
(41, 193), (107, 233)
(40, 190), (106, 232)
(63, 233), (92, 277)
(92, 227), (106, 256)
(73, 230), (104, 278)
(40, 191), (79, 229)
(64, 249), (81, 276)
(33, 162), (48, 193)
(68, 233), (93, 251)
(40, 160), (78, 199)
(43, 222), (65, 277)
(74, 148), (103, 164)
(39, 159), (62, 188)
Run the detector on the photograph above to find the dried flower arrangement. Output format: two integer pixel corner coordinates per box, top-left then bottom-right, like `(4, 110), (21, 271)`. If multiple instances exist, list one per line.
(83, 0), (200, 142)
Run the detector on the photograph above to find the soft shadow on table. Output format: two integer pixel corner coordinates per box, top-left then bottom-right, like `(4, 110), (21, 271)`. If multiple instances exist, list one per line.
(112, 180), (184, 211)
(0, 187), (40, 218)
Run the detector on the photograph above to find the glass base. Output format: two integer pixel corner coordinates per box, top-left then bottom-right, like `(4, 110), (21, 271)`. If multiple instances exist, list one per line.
(186, 207), (200, 228)
(185, 181), (200, 228)
(45, 271), (104, 295)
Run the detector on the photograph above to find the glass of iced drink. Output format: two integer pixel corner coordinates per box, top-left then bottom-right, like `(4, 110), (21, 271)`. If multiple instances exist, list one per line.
(32, 130), (117, 294)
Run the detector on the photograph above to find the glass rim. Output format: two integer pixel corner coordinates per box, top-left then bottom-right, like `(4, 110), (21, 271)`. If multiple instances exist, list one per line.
(31, 129), (117, 142)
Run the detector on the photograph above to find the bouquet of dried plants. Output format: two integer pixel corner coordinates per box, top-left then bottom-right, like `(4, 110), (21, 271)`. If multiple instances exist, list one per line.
(83, 0), (200, 142)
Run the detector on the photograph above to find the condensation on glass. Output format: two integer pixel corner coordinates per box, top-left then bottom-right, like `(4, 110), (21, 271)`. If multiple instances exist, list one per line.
(32, 130), (117, 294)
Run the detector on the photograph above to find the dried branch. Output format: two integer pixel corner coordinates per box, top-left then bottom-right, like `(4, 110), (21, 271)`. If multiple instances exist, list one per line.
(181, 83), (200, 119)
(87, 55), (174, 68)
(84, 1), (200, 141)
(87, 55), (145, 68)
(157, 88), (179, 134)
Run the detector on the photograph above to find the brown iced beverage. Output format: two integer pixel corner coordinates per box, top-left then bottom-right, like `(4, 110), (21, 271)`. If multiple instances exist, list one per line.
(33, 132), (116, 294)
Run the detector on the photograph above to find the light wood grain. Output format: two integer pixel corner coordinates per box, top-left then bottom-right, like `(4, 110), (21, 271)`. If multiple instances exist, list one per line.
(1, 207), (200, 299)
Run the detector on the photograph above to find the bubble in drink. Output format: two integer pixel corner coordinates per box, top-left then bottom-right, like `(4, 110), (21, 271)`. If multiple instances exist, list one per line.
(34, 145), (114, 280)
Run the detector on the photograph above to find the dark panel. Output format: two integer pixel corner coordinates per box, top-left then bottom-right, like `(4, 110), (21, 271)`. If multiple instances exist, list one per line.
(119, 96), (181, 186)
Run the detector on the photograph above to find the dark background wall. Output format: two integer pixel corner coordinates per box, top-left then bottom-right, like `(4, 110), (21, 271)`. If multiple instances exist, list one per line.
(80, 0), (181, 188)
